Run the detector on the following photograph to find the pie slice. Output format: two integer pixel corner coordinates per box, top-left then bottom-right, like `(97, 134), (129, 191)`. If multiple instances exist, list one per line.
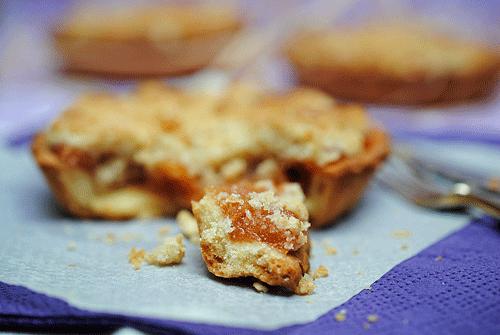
(192, 180), (312, 294)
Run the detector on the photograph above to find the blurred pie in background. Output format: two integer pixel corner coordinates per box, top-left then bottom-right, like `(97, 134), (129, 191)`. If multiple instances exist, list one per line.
(286, 24), (499, 105)
(32, 82), (389, 227)
(53, 4), (242, 77)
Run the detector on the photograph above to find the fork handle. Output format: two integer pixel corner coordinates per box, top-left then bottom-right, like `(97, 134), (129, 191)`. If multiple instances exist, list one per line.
(454, 194), (500, 219)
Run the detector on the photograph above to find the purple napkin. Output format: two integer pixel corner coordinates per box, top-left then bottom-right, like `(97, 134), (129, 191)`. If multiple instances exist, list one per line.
(1, 216), (498, 334)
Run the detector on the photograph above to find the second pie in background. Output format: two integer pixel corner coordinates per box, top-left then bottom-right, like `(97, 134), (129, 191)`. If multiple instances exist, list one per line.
(286, 24), (499, 105)
(54, 4), (242, 77)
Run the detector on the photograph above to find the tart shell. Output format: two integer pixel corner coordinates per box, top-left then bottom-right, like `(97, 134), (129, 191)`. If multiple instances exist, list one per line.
(32, 129), (389, 226)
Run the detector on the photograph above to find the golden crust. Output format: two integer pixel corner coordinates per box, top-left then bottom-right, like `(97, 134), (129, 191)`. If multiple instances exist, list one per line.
(32, 134), (179, 220)
(192, 182), (311, 293)
(32, 82), (389, 226)
(287, 25), (499, 104)
(54, 5), (242, 76)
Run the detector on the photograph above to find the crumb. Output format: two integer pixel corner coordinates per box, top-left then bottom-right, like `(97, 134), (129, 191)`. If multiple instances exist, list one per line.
(305, 298), (314, 304)
(252, 281), (269, 293)
(334, 309), (347, 322)
(67, 263), (77, 268)
(66, 240), (77, 251)
(121, 232), (142, 242)
(157, 226), (171, 237)
(363, 322), (370, 329)
(176, 210), (200, 244)
(488, 177), (500, 192)
(325, 246), (337, 255)
(312, 265), (329, 279)
(391, 229), (412, 239)
(356, 271), (363, 276)
(296, 274), (316, 295)
(367, 314), (379, 323)
(400, 243), (408, 250)
(435, 255), (443, 261)
(129, 247), (146, 270)
(145, 234), (185, 266)
(352, 249), (359, 256)
(104, 233), (116, 245)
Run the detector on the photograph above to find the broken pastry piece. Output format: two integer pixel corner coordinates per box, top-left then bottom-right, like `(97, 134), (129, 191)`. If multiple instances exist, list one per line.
(129, 234), (185, 270)
(192, 180), (312, 294)
(145, 234), (185, 266)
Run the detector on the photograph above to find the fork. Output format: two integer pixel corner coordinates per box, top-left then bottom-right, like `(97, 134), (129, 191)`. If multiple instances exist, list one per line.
(376, 154), (500, 219)
(394, 146), (500, 196)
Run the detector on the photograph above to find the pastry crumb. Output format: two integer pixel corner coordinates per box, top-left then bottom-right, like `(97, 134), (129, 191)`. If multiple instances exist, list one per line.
(67, 263), (77, 268)
(176, 210), (200, 244)
(145, 234), (185, 266)
(400, 243), (409, 250)
(487, 177), (500, 192)
(66, 240), (77, 251)
(129, 247), (146, 270)
(391, 229), (412, 239)
(157, 226), (171, 237)
(296, 274), (316, 295)
(104, 233), (117, 245)
(121, 232), (142, 242)
(367, 314), (379, 323)
(334, 309), (347, 322)
(435, 255), (443, 261)
(252, 281), (269, 293)
(325, 246), (337, 255)
(312, 265), (329, 279)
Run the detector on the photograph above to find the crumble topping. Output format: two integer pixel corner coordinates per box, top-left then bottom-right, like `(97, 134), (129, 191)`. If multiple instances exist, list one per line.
(58, 5), (241, 41)
(288, 24), (498, 78)
(44, 82), (369, 192)
(176, 210), (200, 244)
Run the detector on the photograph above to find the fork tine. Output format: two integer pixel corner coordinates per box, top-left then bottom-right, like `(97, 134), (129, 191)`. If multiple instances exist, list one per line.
(394, 146), (500, 196)
(377, 156), (444, 202)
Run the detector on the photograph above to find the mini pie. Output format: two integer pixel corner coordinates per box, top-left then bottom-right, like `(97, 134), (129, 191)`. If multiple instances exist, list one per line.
(54, 5), (242, 76)
(192, 180), (312, 294)
(287, 24), (499, 105)
(32, 81), (389, 227)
